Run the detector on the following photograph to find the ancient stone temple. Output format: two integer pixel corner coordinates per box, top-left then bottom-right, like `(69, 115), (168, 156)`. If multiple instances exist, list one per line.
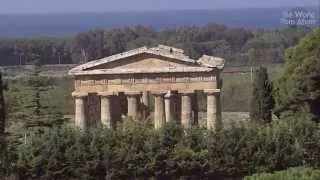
(68, 45), (225, 130)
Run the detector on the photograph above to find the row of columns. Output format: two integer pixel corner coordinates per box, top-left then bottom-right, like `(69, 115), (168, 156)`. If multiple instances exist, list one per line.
(72, 90), (221, 131)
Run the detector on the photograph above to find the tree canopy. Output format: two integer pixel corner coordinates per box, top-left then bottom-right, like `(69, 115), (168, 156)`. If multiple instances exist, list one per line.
(274, 28), (320, 121)
(0, 24), (311, 66)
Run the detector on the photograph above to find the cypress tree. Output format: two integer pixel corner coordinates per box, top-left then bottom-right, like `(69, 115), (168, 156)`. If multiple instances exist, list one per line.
(24, 54), (64, 130)
(0, 71), (7, 176)
(24, 54), (44, 128)
(0, 72), (5, 135)
(250, 67), (274, 122)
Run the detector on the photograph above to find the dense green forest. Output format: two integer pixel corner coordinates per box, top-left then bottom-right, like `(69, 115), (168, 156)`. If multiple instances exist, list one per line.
(0, 24), (312, 66)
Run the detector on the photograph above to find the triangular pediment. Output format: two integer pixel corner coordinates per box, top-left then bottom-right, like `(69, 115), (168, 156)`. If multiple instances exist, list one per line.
(69, 45), (225, 75)
(87, 53), (197, 70)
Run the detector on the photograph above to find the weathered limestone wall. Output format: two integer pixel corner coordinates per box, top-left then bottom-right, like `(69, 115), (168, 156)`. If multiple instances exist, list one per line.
(74, 72), (217, 93)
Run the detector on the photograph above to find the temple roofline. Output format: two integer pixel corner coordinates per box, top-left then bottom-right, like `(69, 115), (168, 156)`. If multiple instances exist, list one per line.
(69, 45), (225, 76)
(70, 67), (214, 75)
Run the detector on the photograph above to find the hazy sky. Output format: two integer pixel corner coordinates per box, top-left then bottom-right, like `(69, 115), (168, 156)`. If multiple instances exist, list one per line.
(0, 0), (318, 14)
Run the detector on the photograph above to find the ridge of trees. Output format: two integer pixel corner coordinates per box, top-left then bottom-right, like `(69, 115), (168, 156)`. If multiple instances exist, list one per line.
(0, 24), (311, 66)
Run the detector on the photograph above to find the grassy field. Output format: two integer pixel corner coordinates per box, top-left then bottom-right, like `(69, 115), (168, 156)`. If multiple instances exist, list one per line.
(222, 64), (281, 111)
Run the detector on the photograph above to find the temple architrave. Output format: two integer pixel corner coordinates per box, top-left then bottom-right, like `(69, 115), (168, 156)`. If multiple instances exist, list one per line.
(68, 45), (225, 130)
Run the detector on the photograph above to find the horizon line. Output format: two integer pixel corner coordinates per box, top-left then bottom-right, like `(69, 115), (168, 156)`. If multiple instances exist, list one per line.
(0, 5), (317, 16)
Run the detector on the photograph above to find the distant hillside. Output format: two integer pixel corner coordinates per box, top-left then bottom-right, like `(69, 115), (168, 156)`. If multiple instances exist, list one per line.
(0, 7), (316, 37)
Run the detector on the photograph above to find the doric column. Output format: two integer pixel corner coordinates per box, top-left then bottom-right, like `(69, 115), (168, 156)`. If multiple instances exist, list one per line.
(141, 91), (150, 118)
(126, 91), (140, 118)
(181, 92), (193, 129)
(99, 92), (115, 129)
(164, 91), (174, 122)
(153, 92), (166, 129)
(171, 91), (181, 123)
(72, 92), (88, 130)
(205, 89), (222, 131)
(192, 92), (199, 125)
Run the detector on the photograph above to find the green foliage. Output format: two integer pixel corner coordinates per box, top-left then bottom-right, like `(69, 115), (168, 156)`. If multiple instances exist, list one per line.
(250, 67), (274, 122)
(8, 117), (320, 179)
(17, 55), (65, 129)
(0, 72), (7, 176)
(243, 27), (311, 65)
(245, 167), (320, 180)
(25, 54), (43, 117)
(0, 36), (73, 65)
(0, 72), (5, 134)
(16, 126), (111, 179)
(274, 28), (320, 120)
(5, 76), (73, 133)
(0, 25), (311, 66)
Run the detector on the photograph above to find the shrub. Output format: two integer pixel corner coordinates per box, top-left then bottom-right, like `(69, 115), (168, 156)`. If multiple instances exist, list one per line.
(245, 167), (320, 180)
(9, 117), (320, 179)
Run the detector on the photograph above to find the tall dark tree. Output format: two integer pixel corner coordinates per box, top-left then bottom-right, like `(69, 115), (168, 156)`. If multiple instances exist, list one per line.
(25, 54), (42, 118)
(0, 72), (5, 135)
(0, 71), (7, 176)
(250, 67), (274, 122)
(24, 54), (63, 129)
(274, 28), (320, 121)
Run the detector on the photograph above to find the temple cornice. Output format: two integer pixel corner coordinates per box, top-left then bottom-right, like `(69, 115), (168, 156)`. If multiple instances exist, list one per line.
(69, 45), (225, 76)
